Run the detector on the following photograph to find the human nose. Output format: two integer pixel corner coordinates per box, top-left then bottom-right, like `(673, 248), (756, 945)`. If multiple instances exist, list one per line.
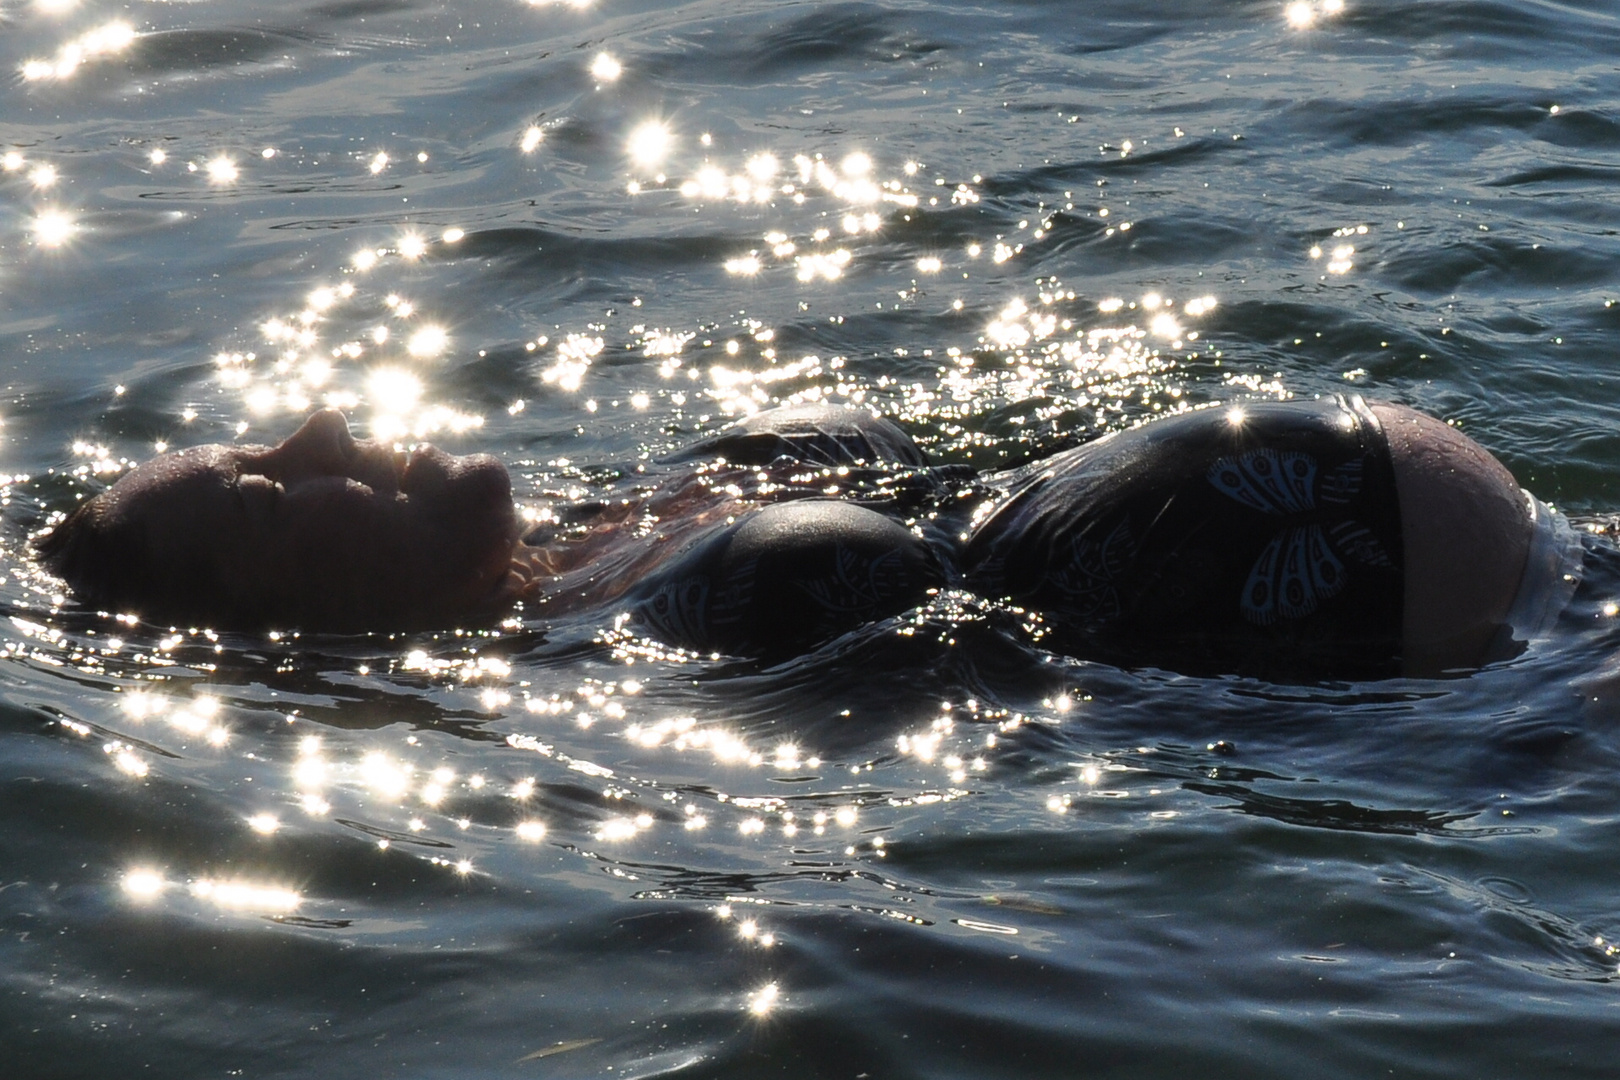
(261, 410), (356, 477)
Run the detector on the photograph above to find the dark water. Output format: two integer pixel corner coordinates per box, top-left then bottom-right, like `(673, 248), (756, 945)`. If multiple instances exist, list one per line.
(6, 0), (1620, 1076)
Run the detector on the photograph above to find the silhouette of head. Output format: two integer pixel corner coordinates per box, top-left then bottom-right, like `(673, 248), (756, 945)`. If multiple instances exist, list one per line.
(37, 410), (520, 631)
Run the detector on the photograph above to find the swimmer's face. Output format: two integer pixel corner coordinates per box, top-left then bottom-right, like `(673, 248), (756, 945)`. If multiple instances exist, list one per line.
(46, 410), (520, 631)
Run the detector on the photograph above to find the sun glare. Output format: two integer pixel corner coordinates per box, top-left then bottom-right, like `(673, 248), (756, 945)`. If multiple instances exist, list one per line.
(205, 155), (239, 184)
(368, 368), (424, 414)
(627, 121), (672, 167)
(33, 209), (76, 248)
(407, 325), (449, 359)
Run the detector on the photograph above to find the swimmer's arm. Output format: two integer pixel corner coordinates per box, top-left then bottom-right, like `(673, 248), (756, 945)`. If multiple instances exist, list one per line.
(511, 475), (750, 612)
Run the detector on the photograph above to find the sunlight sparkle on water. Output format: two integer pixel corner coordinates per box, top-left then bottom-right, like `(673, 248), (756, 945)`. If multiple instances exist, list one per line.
(541, 334), (604, 392)
(746, 153), (778, 181)
(120, 690), (166, 720)
(360, 752), (412, 798)
(191, 879), (301, 913)
(521, 126), (545, 153)
(368, 368), (423, 414)
(627, 121), (672, 167)
(794, 249), (850, 282)
(596, 816), (641, 841)
(245, 385), (279, 416)
(110, 745), (147, 775)
(293, 754), (327, 788)
(407, 325), (449, 359)
(591, 53), (622, 81)
(1149, 312), (1182, 340)
(21, 19), (135, 80)
(205, 155), (239, 184)
(122, 869), (165, 899)
(748, 983), (780, 1016)
(32, 210), (76, 248)
(1287, 0), (1342, 26)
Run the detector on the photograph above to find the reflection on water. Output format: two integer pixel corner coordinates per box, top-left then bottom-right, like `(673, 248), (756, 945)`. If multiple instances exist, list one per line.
(21, 18), (135, 82)
(8, 0), (1620, 1075)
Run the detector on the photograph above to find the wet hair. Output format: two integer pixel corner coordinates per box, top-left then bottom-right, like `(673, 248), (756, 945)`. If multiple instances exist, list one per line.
(34, 493), (225, 620)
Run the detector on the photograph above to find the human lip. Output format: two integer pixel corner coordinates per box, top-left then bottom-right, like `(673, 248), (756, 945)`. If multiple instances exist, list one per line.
(399, 446), (449, 496)
(400, 447), (512, 507)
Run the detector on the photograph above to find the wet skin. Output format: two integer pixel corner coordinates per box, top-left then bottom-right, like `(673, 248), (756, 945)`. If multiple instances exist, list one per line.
(45, 410), (520, 631)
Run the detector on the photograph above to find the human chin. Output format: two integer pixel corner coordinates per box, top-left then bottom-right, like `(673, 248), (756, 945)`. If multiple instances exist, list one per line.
(406, 472), (520, 614)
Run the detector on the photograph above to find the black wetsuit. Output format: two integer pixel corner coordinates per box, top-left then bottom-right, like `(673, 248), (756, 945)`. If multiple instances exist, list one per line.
(630, 397), (1406, 678)
(628, 406), (945, 657)
(965, 395), (1405, 678)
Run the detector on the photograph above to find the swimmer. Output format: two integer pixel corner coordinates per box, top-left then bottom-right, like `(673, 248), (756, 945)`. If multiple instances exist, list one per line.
(36, 410), (524, 632)
(35, 404), (944, 655)
(33, 397), (1579, 678)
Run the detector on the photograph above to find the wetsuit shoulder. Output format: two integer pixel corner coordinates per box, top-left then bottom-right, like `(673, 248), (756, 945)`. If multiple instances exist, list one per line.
(627, 499), (944, 657)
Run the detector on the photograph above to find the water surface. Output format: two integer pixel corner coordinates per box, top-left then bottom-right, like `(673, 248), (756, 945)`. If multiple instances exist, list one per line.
(5, 1), (1620, 1076)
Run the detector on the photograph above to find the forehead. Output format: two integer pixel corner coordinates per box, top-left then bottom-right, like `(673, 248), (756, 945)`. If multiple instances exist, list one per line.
(100, 444), (258, 520)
